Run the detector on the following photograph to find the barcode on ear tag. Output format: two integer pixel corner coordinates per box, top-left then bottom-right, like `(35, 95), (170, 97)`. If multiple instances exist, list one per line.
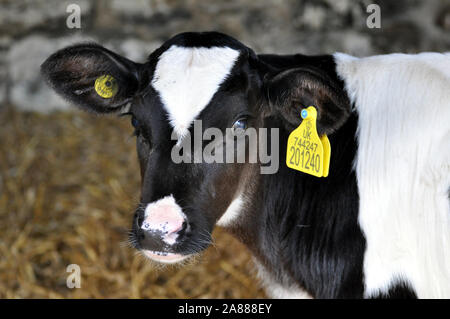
(286, 106), (331, 178)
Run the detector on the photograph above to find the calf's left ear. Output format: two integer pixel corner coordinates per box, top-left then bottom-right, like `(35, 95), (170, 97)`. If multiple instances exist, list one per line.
(265, 67), (351, 135)
(41, 43), (141, 113)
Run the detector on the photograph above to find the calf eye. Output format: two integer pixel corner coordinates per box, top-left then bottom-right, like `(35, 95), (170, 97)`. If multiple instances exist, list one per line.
(131, 116), (139, 128)
(232, 118), (248, 134)
(131, 116), (144, 140)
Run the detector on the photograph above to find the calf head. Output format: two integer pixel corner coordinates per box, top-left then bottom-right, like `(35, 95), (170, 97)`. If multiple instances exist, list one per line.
(41, 32), (350, 264)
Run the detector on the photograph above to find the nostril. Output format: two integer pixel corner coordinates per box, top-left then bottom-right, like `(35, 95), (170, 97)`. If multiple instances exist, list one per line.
(163, 221), (188, 246)
(176, 221), (188, 238)
(136, 212), (144, 228)
(170, 221), (185, 235)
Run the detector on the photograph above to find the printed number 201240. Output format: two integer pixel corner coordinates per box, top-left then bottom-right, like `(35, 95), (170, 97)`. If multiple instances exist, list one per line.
(289, 147), (321, 173)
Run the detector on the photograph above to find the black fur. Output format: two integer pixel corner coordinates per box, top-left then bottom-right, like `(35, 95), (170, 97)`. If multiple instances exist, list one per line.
(372, 281), (418, 299)
(242, 113), (366, 298)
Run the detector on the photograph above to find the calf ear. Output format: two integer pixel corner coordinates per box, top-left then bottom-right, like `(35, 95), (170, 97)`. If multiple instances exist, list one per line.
(265, 67), (351, 135)
(41, 43), (141, 113)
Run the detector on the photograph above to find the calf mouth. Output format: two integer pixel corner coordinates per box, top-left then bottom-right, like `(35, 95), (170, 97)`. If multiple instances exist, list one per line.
(141, 249), (191, 264)
(128, 229), (192, 264)
(131, 229), (212, 264)
(128, 230), (194, 264)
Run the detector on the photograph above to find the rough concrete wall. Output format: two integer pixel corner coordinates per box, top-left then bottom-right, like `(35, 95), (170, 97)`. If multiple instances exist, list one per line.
(0, 0), (449, 111)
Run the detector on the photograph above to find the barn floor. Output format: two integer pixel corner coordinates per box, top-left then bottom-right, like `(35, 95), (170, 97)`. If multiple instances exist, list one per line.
(0, 107), (266, 298)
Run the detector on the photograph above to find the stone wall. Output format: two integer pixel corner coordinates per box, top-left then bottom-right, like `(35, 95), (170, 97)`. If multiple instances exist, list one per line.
(1, 0), (449, 112)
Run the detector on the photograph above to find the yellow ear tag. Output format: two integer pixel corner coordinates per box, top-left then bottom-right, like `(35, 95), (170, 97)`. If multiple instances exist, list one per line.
(286, 106), (331, 177)
(94, 75), (118, 98)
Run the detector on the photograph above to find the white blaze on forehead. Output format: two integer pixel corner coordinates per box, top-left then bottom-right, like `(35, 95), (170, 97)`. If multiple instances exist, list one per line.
(151, 45), (240, 137)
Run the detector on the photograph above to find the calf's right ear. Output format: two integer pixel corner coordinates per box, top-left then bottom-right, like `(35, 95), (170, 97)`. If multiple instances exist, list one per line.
(41, 43), (141, 113)
(264, 67), (351, 135)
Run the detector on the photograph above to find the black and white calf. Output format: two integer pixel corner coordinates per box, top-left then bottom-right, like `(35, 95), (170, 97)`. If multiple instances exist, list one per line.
(41, 32), (450, 298)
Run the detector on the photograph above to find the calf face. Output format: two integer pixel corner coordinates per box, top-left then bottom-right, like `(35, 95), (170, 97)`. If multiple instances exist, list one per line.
(41, 32), (350, 264)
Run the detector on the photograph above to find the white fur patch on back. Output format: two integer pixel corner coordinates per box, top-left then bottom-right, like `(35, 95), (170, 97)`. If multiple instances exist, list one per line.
(151, 45), (240, 137)
(335, 52), (450, 298)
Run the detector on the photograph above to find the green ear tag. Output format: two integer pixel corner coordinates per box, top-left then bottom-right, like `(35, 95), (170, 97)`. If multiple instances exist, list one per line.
(286, 106), (331, 177)
(94, 75), (118, 98)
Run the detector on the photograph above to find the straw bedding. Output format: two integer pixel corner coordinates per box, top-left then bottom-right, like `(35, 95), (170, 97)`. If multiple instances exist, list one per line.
(0, 107), (266, 298)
